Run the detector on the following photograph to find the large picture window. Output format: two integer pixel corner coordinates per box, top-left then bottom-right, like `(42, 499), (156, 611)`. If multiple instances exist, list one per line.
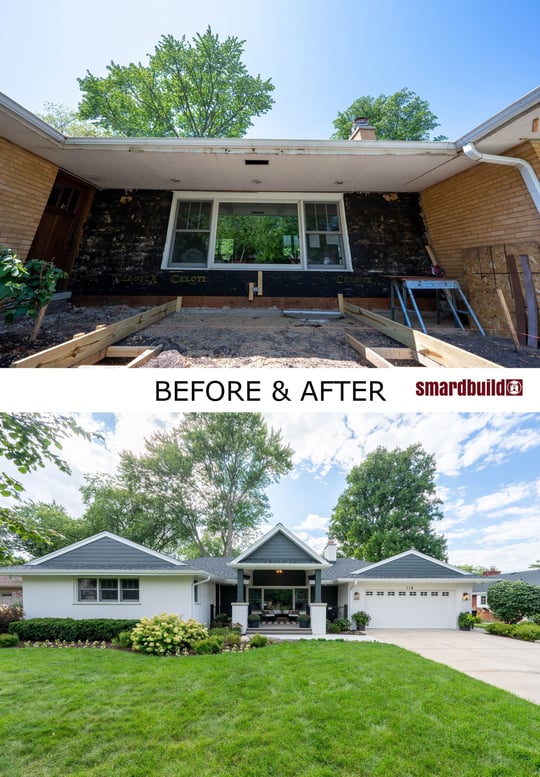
(162, 193), (350, 271)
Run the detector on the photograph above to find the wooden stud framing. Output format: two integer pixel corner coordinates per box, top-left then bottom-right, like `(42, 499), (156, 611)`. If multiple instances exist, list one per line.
(11, 298), (181, 368)
(342, 301), (502, 368)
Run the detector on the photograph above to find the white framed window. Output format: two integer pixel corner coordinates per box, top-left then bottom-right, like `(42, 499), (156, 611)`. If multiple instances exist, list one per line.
(77, 578), (140, 603)
(162, 192), (351, 272)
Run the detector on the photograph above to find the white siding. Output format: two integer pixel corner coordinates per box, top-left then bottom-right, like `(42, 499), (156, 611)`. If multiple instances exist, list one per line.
(22, 576), (195, 621)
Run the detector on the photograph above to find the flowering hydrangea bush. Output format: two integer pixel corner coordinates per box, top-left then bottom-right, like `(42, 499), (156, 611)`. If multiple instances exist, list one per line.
(130, 613), (209, 656)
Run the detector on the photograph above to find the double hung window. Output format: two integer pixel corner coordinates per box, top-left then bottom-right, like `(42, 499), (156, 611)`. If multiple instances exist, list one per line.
(162, 193), (350, 271)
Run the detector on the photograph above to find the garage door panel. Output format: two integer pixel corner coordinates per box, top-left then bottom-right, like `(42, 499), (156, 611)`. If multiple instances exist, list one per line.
(365, 589), (453, 629)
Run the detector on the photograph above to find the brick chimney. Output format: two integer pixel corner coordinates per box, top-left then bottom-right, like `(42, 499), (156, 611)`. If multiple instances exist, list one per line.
(324, 538), (337, 562)
(482, 566), (501, 577)
(350, 117), (377, 141)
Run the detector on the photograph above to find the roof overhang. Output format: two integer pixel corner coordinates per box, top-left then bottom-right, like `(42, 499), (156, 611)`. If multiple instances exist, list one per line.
(2, 88), (539, 194)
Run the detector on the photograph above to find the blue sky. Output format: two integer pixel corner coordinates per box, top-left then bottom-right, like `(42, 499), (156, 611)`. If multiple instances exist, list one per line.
(3, 0), (540, 140)
(5, 412), (540, 573)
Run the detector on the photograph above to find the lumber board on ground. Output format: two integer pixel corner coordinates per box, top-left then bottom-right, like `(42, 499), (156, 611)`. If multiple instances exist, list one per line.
(519, 254), (539, 348)
(76, 345), (163, 368)
(11, 298), (181, 368)
(343, 302), (502, 368)
(496, 288), (521, 352)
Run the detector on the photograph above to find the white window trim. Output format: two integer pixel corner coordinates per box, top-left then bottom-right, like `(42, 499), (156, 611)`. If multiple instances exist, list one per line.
(161, 191), (352, 272)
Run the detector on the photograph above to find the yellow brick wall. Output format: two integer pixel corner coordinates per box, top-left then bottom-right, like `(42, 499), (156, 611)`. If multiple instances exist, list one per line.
(0, 137), (58, 258)
(421, 142), (540, 337)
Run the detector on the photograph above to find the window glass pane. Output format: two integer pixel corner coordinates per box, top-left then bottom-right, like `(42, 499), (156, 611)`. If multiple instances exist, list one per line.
(305, 202), (339, 232)
(306, 233), (345, 267)
(215, 202), (300, 265)
(78, 578), (97, 601)
(170, 234), (209, 265)
(293, 588), (308, 610)
(249, 588), (263, 610)
(175, 200), (212, 231)
(121, 579), (140, 601)
(100, 579), (119, 601)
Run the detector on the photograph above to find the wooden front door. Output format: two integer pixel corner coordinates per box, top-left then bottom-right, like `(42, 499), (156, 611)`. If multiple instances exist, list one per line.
(29, 172), (95, 282)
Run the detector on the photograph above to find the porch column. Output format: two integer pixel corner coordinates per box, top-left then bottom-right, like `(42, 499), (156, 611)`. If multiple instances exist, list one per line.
(309, 602), (327, 637)
(314, 569), (322, 602)
(231, 602), (249, 634)
(236, 568), (245, 602)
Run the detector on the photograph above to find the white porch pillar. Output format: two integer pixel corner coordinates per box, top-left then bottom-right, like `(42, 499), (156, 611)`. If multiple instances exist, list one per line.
(232, 602), (249, 634)
(309, 602), (327, 637)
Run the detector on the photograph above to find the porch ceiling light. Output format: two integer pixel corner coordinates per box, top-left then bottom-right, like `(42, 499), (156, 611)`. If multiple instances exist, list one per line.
(275, 569), (283, 574)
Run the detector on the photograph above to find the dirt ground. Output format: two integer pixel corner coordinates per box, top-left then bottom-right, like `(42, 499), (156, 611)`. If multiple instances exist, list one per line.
(1, 304), (539, 368)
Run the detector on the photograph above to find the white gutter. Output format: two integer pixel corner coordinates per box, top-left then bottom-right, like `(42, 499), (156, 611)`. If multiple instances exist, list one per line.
(463, 141), (540, 214)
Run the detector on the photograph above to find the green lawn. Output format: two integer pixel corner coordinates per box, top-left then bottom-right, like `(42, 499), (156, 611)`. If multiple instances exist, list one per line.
(1, 641), (539, 777)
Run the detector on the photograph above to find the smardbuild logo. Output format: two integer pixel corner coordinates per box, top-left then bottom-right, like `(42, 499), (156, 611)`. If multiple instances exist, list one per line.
(415, 378), (523, 397)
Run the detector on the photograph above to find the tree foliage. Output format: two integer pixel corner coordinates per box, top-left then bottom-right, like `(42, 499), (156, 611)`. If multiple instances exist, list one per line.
(81, 413), (293, 556)
(329, 444), (447, 562)
(487, 580), (540, 624)
(332, 88), (446, 141)
(77, 28), (275, 137)
(36, 102), (109, 136)
(0, 414), (91, 564)
(7, 501), (86, 559)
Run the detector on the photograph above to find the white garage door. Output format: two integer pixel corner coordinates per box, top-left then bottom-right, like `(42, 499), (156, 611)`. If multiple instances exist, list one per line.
(364, 588), (453, 629)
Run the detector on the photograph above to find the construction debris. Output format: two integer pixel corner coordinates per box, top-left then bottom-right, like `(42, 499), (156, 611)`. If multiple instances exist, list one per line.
(11, 298), (181, 368)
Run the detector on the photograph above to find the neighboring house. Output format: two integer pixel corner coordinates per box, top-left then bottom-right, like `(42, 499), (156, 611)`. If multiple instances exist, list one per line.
(0, 575), (23, 605)
(473, 568), (540, 618)
(0, 524), (479, 635)
(1, 88), (539, 337)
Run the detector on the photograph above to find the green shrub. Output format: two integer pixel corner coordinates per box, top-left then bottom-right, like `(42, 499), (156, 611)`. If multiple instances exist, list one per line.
(0, 247), (66, 322)
(0, 604), (24, 633)
(327, 618), (351, 634)
(0, 632), (19, 648)
(113, 630), (134, 649)
(513, 623), (540, 642)
(131, 613), (209, 656)
(249, 634), (268, 648)
(530, 613), (540, 625)
(485, 622), (516, 637)
(193, 636), (224, 654)
(8, 618), (138, 642)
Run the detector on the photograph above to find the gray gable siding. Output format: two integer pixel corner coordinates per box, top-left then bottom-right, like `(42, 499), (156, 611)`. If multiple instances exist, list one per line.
(358, 555), (468, 579)
(36, 537), (180, 569)
(242, 533), (317, 564)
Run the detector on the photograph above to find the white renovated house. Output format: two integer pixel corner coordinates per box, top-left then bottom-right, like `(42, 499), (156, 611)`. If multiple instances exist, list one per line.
(1, 524), (478, 634)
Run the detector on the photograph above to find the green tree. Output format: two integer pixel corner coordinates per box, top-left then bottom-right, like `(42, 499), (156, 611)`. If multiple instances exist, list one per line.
(487, 580), (540, 624)
(6, 501), (86, 558)
(332, 88), (446, 141)
(77, 27), (275, 137)
(329, 444), (447, 562)
(0, 413), (91, 563)
(37, 102), (109, 136)
(81, 413), (293, 556)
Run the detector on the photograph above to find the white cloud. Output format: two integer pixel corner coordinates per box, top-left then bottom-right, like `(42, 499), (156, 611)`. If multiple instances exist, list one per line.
(293, 513), (329, 532)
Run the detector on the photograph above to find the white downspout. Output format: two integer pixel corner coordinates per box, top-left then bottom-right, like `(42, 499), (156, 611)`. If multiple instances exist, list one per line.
(462, 142), (540, 214)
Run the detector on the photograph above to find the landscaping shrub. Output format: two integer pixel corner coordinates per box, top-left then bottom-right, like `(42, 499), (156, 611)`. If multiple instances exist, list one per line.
(513, 623), (540, 642)
(209, 626), (242, 648)
(249, 633), (268, 648)
(485, 622), (516, 637)
(0, 247), (66, 322)
(0, 604), (24, 633)
(113, 631), (134, 649)
(0, 632), (19, 648)
(8, 618), (138, 642)
(327, 618), (351, 634)
(130, 613), (209, 656)
(193, 636), (224, 654)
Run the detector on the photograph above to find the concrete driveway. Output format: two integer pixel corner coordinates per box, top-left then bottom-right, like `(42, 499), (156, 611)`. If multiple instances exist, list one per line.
(370, 628), (540, 705)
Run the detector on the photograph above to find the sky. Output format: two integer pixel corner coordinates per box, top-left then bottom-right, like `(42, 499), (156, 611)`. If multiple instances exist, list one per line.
(2, 0), (540, 140)
(4, 412), (540, 573)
